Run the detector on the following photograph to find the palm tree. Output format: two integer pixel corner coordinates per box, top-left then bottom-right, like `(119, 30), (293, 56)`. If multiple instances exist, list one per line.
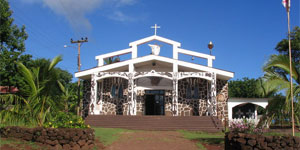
(104, 56), (120, 65)
(258, 54), (300, 127)
(0, 56), (64, 126)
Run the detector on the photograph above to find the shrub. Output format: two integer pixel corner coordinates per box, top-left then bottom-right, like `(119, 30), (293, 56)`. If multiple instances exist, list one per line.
(43, 112), (90, 129)
(229, 119), (263, 134)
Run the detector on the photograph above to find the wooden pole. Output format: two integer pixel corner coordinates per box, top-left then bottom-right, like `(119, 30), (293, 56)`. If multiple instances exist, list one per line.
(71, 37), (88, 116)
(287, 10), (295, 137)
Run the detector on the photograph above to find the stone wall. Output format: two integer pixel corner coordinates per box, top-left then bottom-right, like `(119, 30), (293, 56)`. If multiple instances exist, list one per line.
(216, 79), (228, 125)
(100, 78), (129, 115)
(0, 126), (95, 149)
(225, 132), (300, 150)
(164, 90), (173, 116)
(93, 77), (228, 118)
(178, 78), (208, 116)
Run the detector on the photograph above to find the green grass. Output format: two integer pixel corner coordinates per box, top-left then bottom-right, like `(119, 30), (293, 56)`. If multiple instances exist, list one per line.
(263, 132), (285, 137)
(0, 138), (44, 150)
(264, 132), (300, 137)
(93, 127), (134, 146)
(178, 130), (224, 150)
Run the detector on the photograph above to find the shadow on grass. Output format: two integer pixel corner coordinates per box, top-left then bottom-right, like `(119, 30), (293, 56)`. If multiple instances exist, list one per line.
(192, 138), (224, 145)
(178, 130), (224, 146)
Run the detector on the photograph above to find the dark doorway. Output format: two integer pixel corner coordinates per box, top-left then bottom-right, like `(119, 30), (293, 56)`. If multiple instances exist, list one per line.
(145, 90), (165, 115)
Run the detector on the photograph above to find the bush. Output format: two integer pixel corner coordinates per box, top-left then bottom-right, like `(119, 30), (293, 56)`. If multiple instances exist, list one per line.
(229, 119), (263, 134)
(43, 112), (89, 129)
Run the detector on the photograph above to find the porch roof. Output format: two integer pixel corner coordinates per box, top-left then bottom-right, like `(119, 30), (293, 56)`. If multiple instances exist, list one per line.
(75, 55), (234, 80)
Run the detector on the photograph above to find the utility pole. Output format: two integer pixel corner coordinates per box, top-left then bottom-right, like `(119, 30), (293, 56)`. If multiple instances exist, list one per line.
(71, 37), (88, 116)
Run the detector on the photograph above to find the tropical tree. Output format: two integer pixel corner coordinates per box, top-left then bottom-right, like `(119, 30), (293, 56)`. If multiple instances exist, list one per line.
(229, 77), (267, 98)
(0, 56), (66, 126)
(0, 0), (32, 91)
(258, 54), (300, 127)
(275, 26), (300, 63)
(104, 56), (120, 65)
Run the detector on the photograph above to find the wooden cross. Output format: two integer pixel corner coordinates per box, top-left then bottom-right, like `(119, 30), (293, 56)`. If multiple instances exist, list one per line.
(151, 24), (160, 35)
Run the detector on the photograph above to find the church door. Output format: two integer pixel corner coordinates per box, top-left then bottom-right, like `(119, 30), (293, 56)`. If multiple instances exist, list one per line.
(145, 90), (165, 115)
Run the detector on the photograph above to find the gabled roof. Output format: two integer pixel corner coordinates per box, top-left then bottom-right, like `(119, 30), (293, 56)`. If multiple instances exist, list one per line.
(129, 35), (181, 47)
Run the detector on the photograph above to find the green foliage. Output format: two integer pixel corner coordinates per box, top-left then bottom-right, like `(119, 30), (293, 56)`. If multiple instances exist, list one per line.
(0, 56), (71, 126)
(258, 54), (300, 128)
(275, 26), (300, 63)
(229, 120), (263, 134)
(0, 0), (32, 89)
(94, 128), (132, 146)
(104, 56), (120, 65)
(43, 112), (88, 129)
(229, 78), (263, 98)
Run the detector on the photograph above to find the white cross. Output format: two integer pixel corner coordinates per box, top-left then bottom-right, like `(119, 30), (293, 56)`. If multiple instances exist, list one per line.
(151, 24), (160, 35)
(236, 109), (244, 118)
(246, 109), (254, 119)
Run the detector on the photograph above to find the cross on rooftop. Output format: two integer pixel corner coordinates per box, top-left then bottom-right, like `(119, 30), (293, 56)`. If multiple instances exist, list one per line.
(151, 24), (160, 35)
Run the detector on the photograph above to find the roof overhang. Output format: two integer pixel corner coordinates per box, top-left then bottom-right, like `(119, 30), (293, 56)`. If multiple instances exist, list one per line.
(75, 55), (234, 80)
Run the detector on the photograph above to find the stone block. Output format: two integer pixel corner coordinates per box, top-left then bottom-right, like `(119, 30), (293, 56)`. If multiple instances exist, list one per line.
(78, 139), (86, 147)
(72, 136), (80, 142)
(241, 145), (253, 150)
(247, 140), (256, 147)
(237, 138), (247, 144)
(53, 144), (62, 150)
(63, 144), (71, 150)
(265, 136), (273, 142)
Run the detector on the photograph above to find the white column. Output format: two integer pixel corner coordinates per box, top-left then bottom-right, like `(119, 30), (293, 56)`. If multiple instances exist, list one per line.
(254, 105), (258, 119)
(172, 72), (178, 116)
(98, 57), (104, 66)
(90, 73), (99, 115)
(208, 72), (217, 116)
(99, 81), (103, 114)
(173, 45), (178, 59)
(228, 103), (233, 121)
(132, 45), (137, 59)
(127, 73), (134, 115)
(208, 58), (213, 67)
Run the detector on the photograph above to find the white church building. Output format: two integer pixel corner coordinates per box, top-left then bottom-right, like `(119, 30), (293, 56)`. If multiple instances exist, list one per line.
(75, 26), (267, 126)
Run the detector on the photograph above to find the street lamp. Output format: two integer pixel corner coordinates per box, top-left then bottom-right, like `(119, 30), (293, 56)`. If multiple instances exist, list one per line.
(208, 41), (214, 55)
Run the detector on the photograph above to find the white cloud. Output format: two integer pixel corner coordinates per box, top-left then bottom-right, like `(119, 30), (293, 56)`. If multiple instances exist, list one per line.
(109, 10), (135, 22)
(20, 0), (137, 32)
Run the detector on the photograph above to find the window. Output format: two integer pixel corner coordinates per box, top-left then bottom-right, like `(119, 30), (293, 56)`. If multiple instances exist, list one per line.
(111, 85), (116, 98)
(193, 84), (199, 99)
(186, 85), (192, 99)
(118, 85), (123, 98)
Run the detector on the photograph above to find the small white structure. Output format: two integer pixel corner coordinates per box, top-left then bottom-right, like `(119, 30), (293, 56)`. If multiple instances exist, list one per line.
(228, 98), (269, 125)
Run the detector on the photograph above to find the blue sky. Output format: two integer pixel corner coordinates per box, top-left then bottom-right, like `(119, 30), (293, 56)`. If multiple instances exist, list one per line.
(9, 0), (300, 81)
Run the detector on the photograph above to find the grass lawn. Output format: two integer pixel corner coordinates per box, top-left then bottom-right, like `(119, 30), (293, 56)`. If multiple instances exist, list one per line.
(264, 132), (300, 137)
(0, 138), (45, 150)
(93, 127), (134, 146)
(178, 130), (224, 150)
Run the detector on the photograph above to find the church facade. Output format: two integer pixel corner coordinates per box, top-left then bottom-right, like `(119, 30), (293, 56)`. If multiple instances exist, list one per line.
(75, 34), (234, 123)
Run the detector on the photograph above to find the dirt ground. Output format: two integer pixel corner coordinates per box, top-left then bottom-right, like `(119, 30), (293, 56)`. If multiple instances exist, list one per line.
(1, 131), (223, 150)
(104, 131), (223, 150)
